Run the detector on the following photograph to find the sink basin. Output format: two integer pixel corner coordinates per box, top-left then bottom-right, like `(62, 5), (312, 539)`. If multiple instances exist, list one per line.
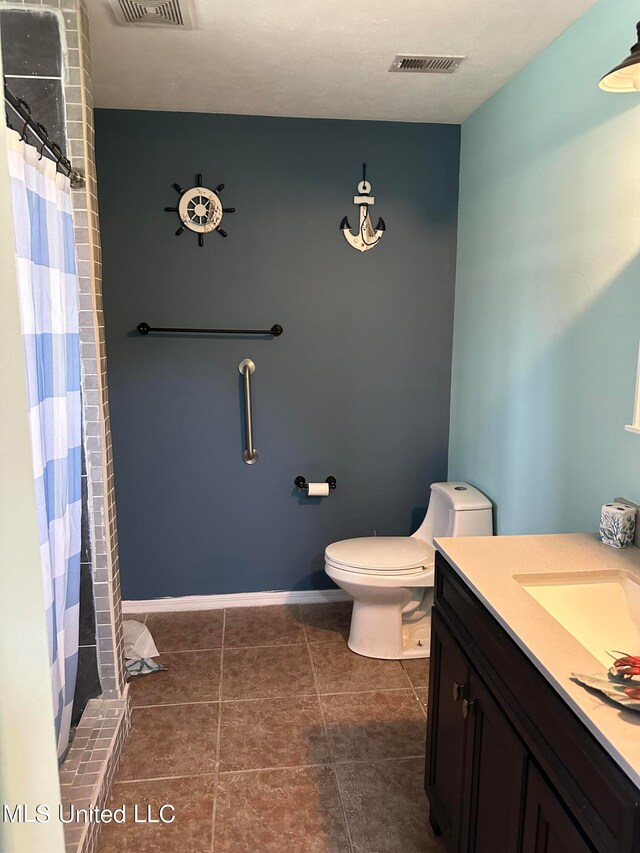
(514, 569), (640, 668)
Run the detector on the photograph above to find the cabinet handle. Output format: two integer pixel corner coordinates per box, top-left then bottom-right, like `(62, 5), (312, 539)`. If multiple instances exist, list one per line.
(462, 698), (476, 719)
(453, 682), (465, 702)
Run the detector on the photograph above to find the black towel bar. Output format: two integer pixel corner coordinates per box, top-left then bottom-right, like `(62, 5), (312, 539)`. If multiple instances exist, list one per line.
(137, 322), (283, 337)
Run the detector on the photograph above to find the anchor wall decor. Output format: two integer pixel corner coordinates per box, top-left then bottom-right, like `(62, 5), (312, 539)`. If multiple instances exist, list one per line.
(340, 163), (386, 253)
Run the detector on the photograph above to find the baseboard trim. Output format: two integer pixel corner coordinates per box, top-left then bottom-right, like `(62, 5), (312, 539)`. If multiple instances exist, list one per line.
(122, 588), (350, 614)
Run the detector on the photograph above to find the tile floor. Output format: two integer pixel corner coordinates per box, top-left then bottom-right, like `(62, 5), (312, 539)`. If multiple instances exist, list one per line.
(97, 602), (444, 852)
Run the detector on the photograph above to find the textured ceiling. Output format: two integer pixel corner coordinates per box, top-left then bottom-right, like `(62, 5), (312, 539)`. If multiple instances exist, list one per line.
(87, 0), (598, 123)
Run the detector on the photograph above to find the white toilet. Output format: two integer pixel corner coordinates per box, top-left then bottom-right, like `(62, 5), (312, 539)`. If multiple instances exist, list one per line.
(324, 482), (493, 660)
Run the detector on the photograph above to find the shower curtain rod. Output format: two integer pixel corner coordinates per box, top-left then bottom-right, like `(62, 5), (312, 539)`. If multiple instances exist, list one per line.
(4, 78), (85, 188)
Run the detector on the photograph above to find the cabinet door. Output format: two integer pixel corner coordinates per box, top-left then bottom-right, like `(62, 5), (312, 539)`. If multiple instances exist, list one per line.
(426, 610), (471, 851)
(522, 764), (594, 853)
(465, 671), (527, 853)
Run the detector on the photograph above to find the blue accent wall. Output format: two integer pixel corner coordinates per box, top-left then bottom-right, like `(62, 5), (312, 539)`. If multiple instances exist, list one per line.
(95, 111), (461, 599)
(449, 0), (640, 534)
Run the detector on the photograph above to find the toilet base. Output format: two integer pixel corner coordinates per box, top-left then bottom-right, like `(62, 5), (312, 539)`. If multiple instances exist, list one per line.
(346, 590), (433, 660)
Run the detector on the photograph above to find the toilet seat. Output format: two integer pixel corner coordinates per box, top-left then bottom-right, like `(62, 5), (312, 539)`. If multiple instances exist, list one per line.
(324, 537), (435, 576)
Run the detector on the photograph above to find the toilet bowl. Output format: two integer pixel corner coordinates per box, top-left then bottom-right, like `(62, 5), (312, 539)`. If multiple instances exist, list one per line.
(325, 482), (493, 659)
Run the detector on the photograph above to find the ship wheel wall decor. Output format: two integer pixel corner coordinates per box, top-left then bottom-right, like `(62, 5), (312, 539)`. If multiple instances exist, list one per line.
(165, 173), (235, 246)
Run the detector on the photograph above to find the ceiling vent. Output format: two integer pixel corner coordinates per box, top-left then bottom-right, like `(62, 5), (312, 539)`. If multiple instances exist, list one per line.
(108, 0), (194, 29)
(389, 55), (464, 73)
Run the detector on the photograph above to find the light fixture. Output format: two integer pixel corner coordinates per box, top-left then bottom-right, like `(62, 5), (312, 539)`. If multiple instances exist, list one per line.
(599, 21), (640, 92)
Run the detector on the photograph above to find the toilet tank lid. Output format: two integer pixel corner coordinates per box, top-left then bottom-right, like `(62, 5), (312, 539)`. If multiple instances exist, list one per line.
(431, 482), (492, 511)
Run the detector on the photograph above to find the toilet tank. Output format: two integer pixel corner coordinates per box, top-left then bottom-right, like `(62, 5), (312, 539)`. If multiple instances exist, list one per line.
(412, 482), (493, 545)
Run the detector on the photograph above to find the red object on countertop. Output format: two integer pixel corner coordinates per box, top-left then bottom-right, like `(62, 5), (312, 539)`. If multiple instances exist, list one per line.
(612, 653), (640, 676)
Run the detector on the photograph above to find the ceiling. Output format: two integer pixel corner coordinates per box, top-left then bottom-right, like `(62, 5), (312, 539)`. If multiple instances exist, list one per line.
(87, 0), (598, 124)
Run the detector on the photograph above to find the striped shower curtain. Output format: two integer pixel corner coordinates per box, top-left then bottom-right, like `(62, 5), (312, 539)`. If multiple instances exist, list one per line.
(7, 129), (82, 761)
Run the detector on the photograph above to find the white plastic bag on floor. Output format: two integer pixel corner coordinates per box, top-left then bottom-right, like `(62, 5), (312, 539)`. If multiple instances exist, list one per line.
(123, 619), (159, 661)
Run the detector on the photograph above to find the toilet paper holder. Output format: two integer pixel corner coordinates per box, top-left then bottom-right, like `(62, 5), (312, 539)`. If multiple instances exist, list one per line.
(294, 475), (337, 491)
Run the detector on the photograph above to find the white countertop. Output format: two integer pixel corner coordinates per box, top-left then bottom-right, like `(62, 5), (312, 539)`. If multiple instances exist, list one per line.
(435, 532), (640, 790)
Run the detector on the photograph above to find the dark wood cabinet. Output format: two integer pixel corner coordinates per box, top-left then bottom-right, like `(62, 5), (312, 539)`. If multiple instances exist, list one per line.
(522, 765), (593, 853)
(426, 552), (640, 853)
(466, 669), (527, 853)
(426, 610), (470, 851)
(427, 610), (528, 853)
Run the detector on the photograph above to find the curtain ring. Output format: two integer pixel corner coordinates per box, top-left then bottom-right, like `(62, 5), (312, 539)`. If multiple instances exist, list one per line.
(35, 123), (48, 160)
(17, 98), (31, 142)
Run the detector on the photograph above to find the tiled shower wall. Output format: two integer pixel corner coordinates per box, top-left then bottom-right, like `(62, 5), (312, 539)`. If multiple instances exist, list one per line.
(69, 0), (126, 699)
(1, 0), (126, 699)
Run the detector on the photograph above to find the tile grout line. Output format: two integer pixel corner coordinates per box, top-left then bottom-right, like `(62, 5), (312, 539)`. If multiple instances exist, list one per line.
(303, 618), (355, 853)
(114, 770), (217, 784)
(221, 752), (424, 776)
(130, 695), (311, 709)
(219, 755), (427, 775)
(130, 685), (420, 710)
(400, 659), (429, 719)
(410, 681), (428, 719)
(114, 755), (429, 784)
(211, 608), (227, 853)
(142, 646), (223, 654)
(148, 640), (358, 653)
(398, 660), (417, 690)
(322, 685), (415, 697)
(223, 640), (307, 650)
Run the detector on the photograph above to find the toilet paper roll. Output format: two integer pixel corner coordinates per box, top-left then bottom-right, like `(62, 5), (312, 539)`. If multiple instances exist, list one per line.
(307, 482), (330, 496)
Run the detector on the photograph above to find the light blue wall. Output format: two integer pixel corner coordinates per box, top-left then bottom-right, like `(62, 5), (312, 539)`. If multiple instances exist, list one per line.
(449, 0), (640, 534)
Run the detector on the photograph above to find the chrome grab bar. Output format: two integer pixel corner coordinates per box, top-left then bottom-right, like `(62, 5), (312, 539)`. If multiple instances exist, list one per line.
(238, 359), (258, 464)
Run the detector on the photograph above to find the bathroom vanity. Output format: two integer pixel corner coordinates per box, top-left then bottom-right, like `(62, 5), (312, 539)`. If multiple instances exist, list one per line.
(425, 534), (640, 853)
